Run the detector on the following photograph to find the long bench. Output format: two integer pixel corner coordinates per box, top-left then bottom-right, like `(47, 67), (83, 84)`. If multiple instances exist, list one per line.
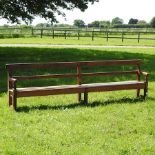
(6, 60), (149, 110)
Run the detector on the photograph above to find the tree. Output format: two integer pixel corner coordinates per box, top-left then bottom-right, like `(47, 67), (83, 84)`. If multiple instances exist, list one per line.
(150, 17), (155, 28)
(128, 18), (138, 24)
(89, 21), (100, 27)
(111, 17), (123, 25)
(35, 23), (46, 28)
(35, 23), (52, 27)
(54, 24), (72, 28)
(88, 20), (110, 28)
(137, 20), (147, 25)
(100, 20), (110, 28)
(3, 24), (9, 28)
(0, 0), (98, 24)
(19, 24), (32, 28)
(73, 19), (85, 28)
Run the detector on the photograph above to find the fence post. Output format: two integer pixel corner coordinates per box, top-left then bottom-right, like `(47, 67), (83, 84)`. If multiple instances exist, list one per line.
(64, 30), (66, 39)
(106, 31), (109, 42)
(92, 30), (94, 41)
(9, 28), (12, 37)
(40, 29), (43, 38)
(52, 29), (55, 39)
(122, 32), (124, 42)
(31, 27), (34, 36)
(18, 28), (23, 35)
(138, 32), (140, 43)
(78, 31), (80, 40)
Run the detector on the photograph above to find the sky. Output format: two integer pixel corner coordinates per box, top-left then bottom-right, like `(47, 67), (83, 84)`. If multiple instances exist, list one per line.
(0, 0), (155, 25)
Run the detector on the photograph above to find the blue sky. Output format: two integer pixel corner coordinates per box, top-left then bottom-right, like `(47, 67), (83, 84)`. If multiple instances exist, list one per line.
(1, 0), (155, 25)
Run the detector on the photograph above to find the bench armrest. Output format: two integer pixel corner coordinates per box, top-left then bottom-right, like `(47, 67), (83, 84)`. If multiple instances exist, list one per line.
(9, 78), (17, 83)
(9, 78), (17, 90)
(141, 72), (149, 76)
(141, 72), (149, 83)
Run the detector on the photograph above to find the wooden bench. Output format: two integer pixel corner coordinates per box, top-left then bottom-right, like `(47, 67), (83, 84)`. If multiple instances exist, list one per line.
(6, 60), (149, 110)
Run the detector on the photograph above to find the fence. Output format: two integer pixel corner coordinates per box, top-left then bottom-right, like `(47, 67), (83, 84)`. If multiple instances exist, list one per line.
(0, 27), (155, 43)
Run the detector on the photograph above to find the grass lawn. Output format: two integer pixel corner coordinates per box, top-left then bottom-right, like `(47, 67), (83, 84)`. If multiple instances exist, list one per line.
(1, 37), (155, 47)
(0, 47), (155, 154)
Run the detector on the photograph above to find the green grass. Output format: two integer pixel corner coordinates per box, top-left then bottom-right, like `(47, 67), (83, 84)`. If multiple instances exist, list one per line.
(0, 47), (155, 154)
(1, 36), (155, 46)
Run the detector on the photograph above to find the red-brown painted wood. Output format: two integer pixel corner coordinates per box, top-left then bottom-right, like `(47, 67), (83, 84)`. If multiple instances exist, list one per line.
(6, 60), (148, 110)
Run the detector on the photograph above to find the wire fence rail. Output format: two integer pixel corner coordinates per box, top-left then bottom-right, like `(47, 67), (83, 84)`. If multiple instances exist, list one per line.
(1, 27), (155, 43)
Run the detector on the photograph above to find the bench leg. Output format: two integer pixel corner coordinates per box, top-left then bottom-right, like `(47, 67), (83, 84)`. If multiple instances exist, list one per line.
(137, 89), (140, 98)
(9, 92), (13, 107)
(78, 93), (82, 103)
(144, 86), (148, 100)
(12, 91), (17, 110)
(84, 92), (88, 105)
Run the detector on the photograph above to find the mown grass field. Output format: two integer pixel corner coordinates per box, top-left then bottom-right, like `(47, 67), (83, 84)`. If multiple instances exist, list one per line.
(1, 37), (155, 47)
(0, 47), (155, 154)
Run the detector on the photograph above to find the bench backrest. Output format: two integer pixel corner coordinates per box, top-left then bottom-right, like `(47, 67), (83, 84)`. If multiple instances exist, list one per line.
(6, 60), (142, 85)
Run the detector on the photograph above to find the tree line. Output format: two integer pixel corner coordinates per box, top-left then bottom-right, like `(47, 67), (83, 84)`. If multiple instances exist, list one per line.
(2, 16), (155, 29)
(73, 17), (155, 28)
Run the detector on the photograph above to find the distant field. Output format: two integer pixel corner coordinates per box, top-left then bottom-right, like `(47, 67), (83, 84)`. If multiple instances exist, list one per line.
(0, 47), (155, 154)
(1, 37), (155, 46)
(1, 27), (155, 46)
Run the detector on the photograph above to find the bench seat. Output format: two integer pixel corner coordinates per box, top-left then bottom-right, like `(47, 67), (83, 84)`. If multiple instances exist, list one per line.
(9, 81), (145, 98)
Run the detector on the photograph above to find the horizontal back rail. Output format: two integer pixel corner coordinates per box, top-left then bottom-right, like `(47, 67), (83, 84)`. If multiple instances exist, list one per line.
(6, 60), (141, 71)
(13, 73), (77, 80)
(82, 70), (137, 77)
(12, 71), (138, 81)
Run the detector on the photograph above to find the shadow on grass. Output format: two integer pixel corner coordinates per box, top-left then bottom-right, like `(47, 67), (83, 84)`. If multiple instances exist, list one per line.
(17, 97), (149, 113)
(1, 47), (155, 92)
(0, 93), (4, 97)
